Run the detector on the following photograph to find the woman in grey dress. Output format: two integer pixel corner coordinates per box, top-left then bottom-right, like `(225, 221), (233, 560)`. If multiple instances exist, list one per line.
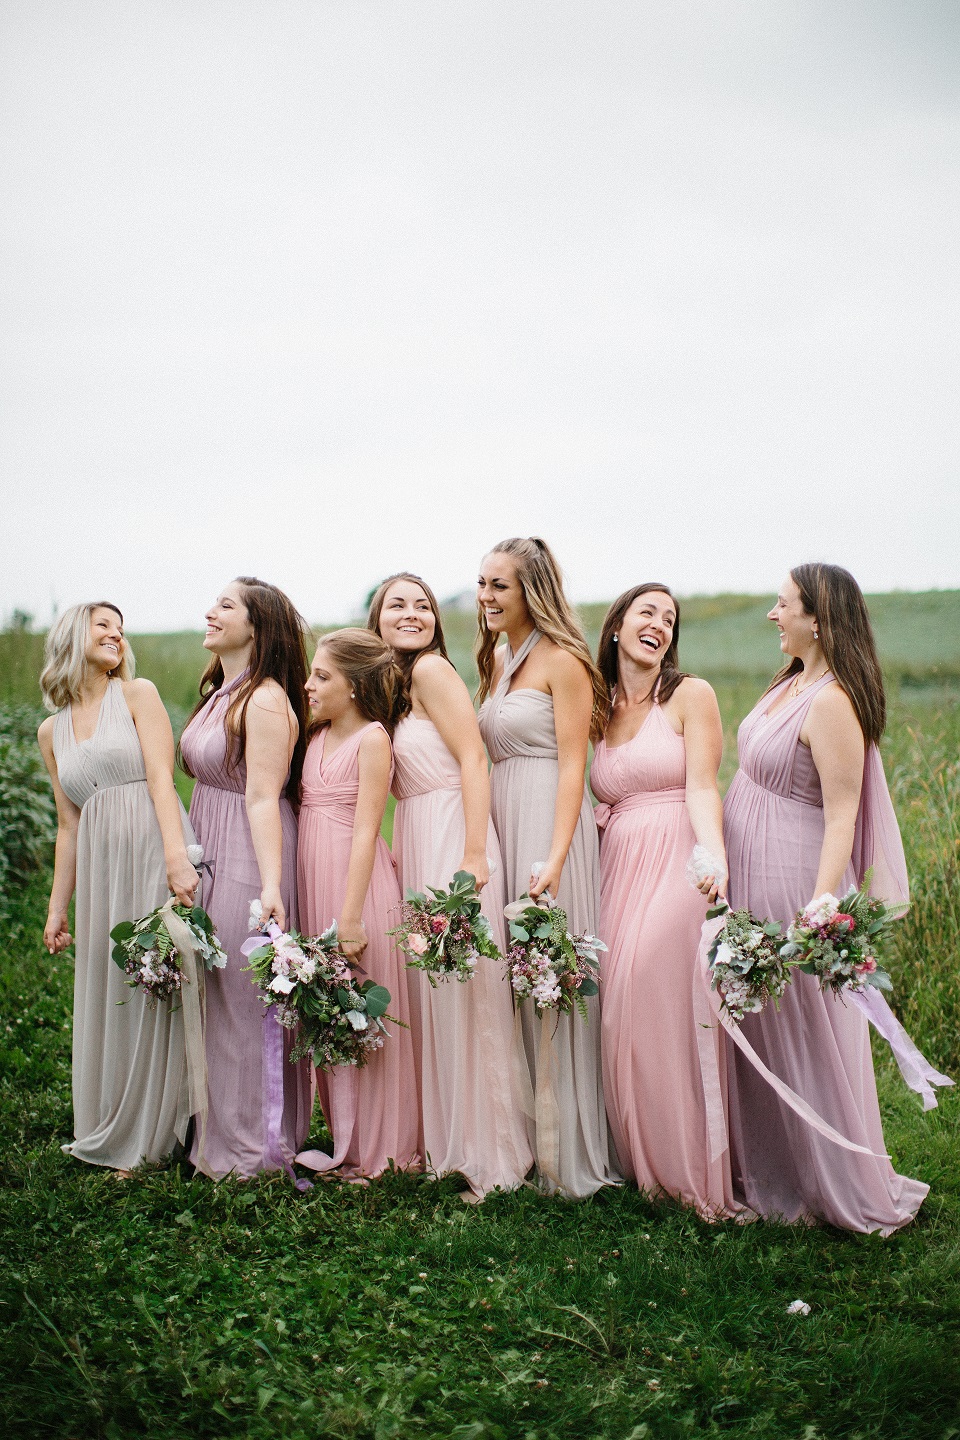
(477, 537), (616, 1198)
(38, 602), (198, 1172)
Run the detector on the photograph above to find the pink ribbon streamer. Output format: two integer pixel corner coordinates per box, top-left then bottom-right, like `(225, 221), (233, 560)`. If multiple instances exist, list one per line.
(848, 985), (953, 1109)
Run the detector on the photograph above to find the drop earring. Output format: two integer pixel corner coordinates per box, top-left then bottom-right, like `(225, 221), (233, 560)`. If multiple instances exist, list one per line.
(812, 629), (819, 641)
(613, 634), (619, 643)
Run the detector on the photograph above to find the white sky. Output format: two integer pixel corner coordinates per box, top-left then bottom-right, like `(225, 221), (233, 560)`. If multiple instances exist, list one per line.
(2, 0), (958, 630)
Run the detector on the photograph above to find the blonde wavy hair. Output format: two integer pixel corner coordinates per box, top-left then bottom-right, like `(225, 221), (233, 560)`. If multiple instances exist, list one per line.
(475, 537), (607, 740)
(39, 602), (134, 712)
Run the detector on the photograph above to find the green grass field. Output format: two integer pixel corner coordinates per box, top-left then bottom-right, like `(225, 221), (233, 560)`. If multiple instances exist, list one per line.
(1, 598), (958, 1438)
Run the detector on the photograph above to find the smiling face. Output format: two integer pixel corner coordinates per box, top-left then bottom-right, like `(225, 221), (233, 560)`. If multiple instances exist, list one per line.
(376, 579), (437, 655)
(768, 575), (817, 660)
(616, 591), (676, 674)
(204, 582), (255, 658)
(477, 551), (531, 636)
(85, 606), (125, 674)
(305, 645), (355, 724)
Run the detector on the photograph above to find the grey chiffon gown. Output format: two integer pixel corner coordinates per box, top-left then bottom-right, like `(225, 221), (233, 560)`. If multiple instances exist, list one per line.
(53, 679), (190, 1168)
(478, 630), (616, 1197)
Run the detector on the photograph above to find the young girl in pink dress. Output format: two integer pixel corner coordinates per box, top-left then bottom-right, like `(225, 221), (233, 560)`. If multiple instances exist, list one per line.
(723, 563), (927, 1233)
(294, 629), (419, 1180)
(591, 583), (743, 1218)
(369, 573), (531, 1198)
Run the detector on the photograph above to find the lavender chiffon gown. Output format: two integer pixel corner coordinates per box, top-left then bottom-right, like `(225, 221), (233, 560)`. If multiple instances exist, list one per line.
(723, 675), (927, 1234)
(392, 712), (532, 1196)
(53, 679), (190, 1167)
(295, 724), (419, 1179)
(478, 631), (615, 1198)
(592, 703), (741, 1217)
(180, 677), (312, 1179)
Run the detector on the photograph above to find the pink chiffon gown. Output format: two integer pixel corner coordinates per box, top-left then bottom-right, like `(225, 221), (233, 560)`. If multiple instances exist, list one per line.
(723, 674), (928, 1234)
(591, 703), (742, 1218)
(295, 723), (419, 1179)
(392, 712), (533, 1197)
(180, 676), (312, 1179)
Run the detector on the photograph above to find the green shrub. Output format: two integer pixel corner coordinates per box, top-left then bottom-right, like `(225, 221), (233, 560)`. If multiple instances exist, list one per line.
(0, 705), (56, 914)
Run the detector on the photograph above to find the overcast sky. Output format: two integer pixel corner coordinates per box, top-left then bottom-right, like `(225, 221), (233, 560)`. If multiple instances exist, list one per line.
(2, 0), (957, 630)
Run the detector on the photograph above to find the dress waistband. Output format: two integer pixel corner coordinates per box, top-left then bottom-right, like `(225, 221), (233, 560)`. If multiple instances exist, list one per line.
(300, 793), (356, 826)
(594, 787), (686, 829)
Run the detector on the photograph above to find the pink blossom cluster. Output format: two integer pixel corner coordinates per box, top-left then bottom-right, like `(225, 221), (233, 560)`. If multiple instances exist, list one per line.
(123, 951), (182, 1006)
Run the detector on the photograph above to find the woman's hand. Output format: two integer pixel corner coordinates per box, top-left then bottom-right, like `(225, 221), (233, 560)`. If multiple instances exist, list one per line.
(338, 917), (368, 963)
(529, 859), (562, 903)
(459, 852), (490, 891)
(695, 869), (728, 904)
(167, 852), (200, 907)
(259, 885), (286, 932)
(44, 910), (72, 954)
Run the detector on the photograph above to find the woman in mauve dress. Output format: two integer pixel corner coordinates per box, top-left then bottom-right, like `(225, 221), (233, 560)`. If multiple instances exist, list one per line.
(591, 583), (744, 1219)
(38, 602), (199, 1172)
(477, 537), (616, 1198)
(723, 563), (927, 1233)
(179, 577), (312, 1180)
(368, 573), (532, 1198)
(294, 629), (419, 1180)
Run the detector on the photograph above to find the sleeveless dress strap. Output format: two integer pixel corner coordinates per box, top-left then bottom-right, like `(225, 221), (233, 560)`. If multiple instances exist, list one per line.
(496, 629), (542, 694)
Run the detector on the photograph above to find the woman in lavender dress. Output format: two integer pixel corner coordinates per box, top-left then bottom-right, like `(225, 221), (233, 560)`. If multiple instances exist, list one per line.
(723, 563), (927, 1233)
(180, 577), (312, 1179)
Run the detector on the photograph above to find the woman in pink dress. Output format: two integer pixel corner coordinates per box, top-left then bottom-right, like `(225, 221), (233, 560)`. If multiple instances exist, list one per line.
(180, 577), (312, 1179)
(368, 573), (532, 1198)
(294, 629), (419, 1180)
(591, 583), (743, 1218)
(724, 563), (927, 1233)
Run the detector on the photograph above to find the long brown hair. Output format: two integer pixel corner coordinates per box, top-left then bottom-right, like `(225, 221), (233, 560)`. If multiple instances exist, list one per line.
(595, 583), (689, 736)
(366, 572), (451, 720)
(181, 577), (310, 802)
(766, 563), (886, 744)
(312, 628), (403, 736)
(475, 536), (607, 740)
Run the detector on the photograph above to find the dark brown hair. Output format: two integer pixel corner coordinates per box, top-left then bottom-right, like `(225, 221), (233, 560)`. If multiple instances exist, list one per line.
(313, 628), (403, 736)
(181, 577), (310, 803)
(366, 572), (451, 720)
(475, 536), (607, 740)
(595, 583), (688, 736)
(766, 563), (886, 744)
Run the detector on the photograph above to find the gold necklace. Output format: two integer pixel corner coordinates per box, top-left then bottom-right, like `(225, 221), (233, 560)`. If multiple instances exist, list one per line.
(789, 667), (827, 697)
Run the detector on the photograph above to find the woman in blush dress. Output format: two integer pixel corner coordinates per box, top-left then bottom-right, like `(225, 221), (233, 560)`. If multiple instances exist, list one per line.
(476, 537), (616, 1198)
(179, 578), (312, 1180)
(368, 573), (532, 1198)
(723, 563), (927, 1233)
(38, 602), (198, 1171)
(294, 629), (419, 1180)
(591, 583), (744, 1219)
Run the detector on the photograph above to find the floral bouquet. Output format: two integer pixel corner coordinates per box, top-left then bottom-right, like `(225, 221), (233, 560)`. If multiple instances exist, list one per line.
(502, 894), (603, 1019)
(241, 901), (396, 1067)
(389, 870), (501, 986)
(778, 882), (895, 997)
(110, 874), (227, 1008)
(704, 902), (793, 1023)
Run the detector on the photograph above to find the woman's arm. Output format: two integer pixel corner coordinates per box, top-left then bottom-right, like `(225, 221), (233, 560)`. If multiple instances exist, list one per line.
(529, 649), (593, 902)
(413, 654), (491, 888)
(337, 726), (393, 962)
(244, 683), (298, 930)
(125, 680), (198, 906)
(37, 718), (81, 954)
(676, 678), (728, 901)
(805, 685), (865, 899)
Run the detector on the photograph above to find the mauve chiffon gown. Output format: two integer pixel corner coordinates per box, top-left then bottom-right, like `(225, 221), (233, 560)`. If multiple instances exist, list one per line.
(180, 676), (312, 1179)
(392, 711), (533, 1196)
(295, 724), (419, 1179)
(591, 702), (742, 1217)
(723, 674), (927, 1234)
(478, 630), (615, 1198)
(53, 679), (190, 1167)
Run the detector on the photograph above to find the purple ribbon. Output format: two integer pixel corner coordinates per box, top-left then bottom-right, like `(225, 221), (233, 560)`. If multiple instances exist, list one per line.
(245, 918), (312, 1191)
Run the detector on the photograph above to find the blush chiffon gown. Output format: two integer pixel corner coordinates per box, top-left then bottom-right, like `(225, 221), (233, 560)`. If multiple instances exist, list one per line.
(295, 723), (419, 1179)
(591, 701), (742, 1218)
(478, 630), (615, 1198)
(180, 675), (312, 1179)
(722, 674), (928, 1234)
(53, 679), (191, 1167)
(392, 710), (532, 1197)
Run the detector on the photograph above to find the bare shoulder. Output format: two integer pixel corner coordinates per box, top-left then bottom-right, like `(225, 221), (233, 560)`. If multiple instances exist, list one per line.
(809, 681), (858, 725)
(359, 723), (392, 760)
(120, 677), (161, 707)
(544, 641), (589, 683)
(37, 714), (55, 746)
(413, 651), (464, 701)
(673, 675), (716, 707)
(248, 678), (292, 715)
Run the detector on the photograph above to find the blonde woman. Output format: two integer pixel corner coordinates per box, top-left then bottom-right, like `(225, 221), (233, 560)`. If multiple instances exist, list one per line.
(38, 602), (197, 1171)
(476, 537), (616, 1197)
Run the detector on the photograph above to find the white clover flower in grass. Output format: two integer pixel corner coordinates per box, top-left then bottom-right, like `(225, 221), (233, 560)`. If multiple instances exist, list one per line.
(786, 1300), (811, 1316)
